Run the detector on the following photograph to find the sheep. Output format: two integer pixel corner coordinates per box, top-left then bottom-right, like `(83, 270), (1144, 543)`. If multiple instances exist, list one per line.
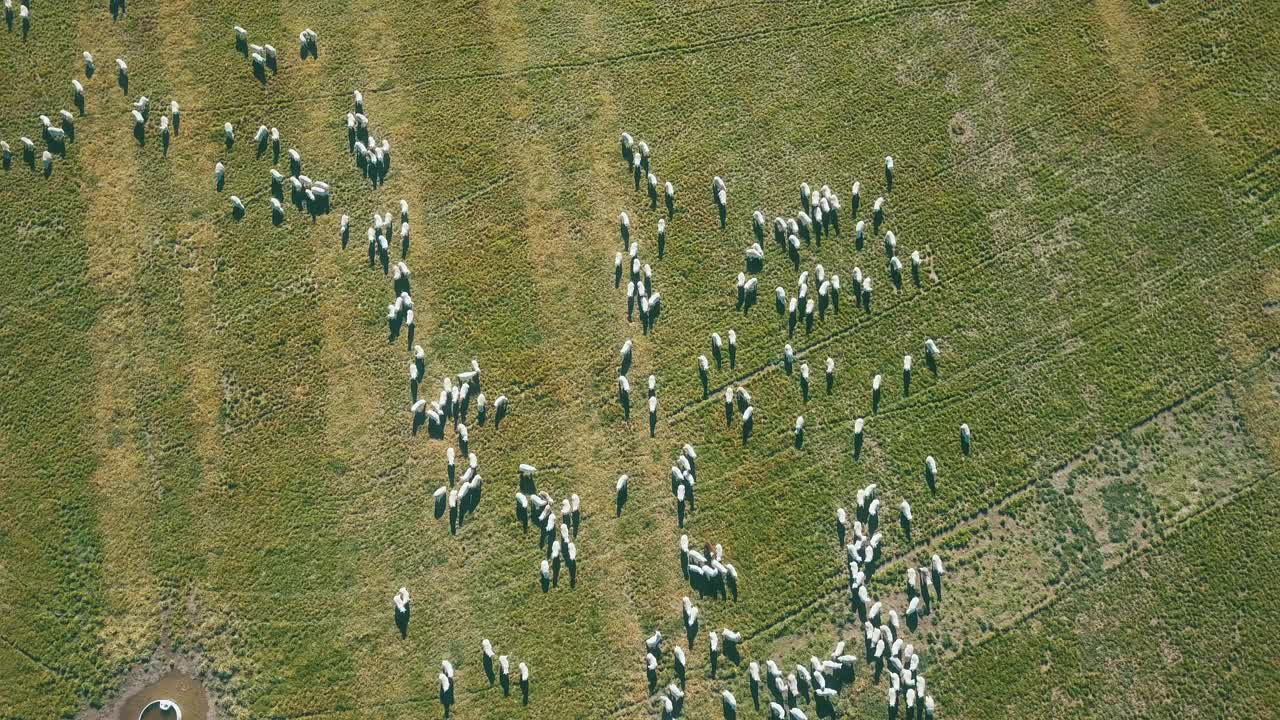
(83, 51), (95, 76)
(619, 211), (630, 242)
(299, 28), (318, 57)
(645, 629), (662, 654)
(170, 101), (180, 132)
(745, 243), (764, 261)
(71, 80), (84, 106)
(131, 109), (145, 127)
(925, 338), (939, 362)
(925, 455), (937, 485)
(663, 180), (675, 212)
(214, 162), (225, 190)
(264, 44), (277, 66)
(783, 343), (794, 373)
(885, 155), (894, 189)
(620, 338), (633, 366)
(885, 231), (897, 258)
(961, 423), (972, 453)
(721, 689), (737, 714)
(230, 196), (245, 214)
(288, 148), (301, 173)
(234, 25), (248, 47)
(620, 132), (634, 156)
(116, 57), (128, 79)
(46, 126), (66, 144)
(392, 586), (411, 614)
(932, 554), (945, 576)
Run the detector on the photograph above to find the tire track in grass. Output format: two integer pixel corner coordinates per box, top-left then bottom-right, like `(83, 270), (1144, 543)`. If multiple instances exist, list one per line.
(175, 0), (984, 119)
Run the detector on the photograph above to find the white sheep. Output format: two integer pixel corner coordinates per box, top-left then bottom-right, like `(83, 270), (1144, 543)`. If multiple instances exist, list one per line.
(83, 52), (95, 76)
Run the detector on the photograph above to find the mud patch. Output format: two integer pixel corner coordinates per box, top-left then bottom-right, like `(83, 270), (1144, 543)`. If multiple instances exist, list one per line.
(949, 111), (975, 144)
(83, 659), (214, 720)
(119, 671), (209, 720)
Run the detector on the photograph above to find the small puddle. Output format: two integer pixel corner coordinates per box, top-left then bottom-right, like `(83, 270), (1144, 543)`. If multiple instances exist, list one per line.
(117, 670), (210, 720)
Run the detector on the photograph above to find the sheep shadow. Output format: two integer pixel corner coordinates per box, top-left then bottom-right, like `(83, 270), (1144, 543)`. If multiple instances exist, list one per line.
(395, 608), (410, 639)
(118, 70), (128, 95)
(615, 487), (627, 517)
(132, 124), (145, 146)
(873, 386), (882, 413)
(902, 369), (911, 397)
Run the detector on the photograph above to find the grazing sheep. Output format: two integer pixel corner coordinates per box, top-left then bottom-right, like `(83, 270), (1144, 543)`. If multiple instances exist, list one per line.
(83, 51), (95, 76)
(619, 211), (630, 241)
(299, 28), (318, 56)
(925, 338), (939, 361)
(961, 423), (972, 453)
(214, 162), (225, 190)
(646, 630), (663, 654)
(393, 586), (411, 614)
(41, 150), (52, 174)
(925, 455), (937, 485)
(131, 109), (144, 127)
(230, 195), (245, 214)
(900, 500), (912, 523)
(116, 57), (128, 79)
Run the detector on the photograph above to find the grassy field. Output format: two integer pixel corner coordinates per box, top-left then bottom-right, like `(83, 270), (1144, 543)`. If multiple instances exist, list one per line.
(1, 0), (1277, 719)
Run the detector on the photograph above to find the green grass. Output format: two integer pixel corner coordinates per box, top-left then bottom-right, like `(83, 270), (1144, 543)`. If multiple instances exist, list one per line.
(0, 0), (1278, 718)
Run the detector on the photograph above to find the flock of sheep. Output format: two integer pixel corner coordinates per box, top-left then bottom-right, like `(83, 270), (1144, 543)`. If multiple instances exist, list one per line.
(3, 9), (960, 718)
(607, 132), (953, 719)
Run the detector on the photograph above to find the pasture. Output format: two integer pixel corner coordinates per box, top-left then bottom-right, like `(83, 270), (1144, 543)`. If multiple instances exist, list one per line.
(0, 0), (1277, 718)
